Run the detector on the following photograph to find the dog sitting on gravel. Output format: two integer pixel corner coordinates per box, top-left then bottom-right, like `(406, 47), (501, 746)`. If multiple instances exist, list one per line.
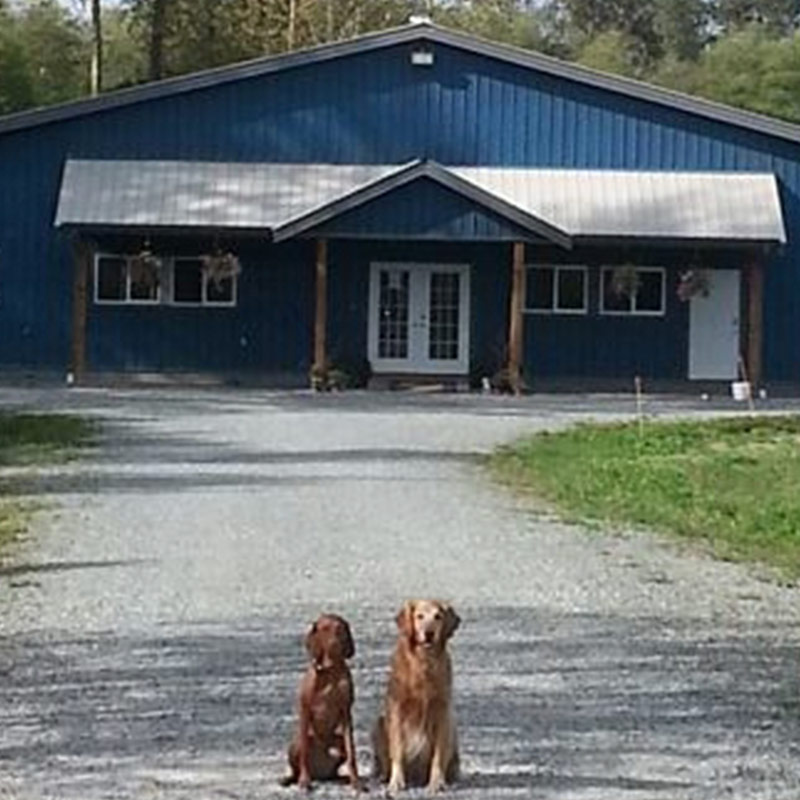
(281, 613), (361, 791)
(372, 599), (461, 794)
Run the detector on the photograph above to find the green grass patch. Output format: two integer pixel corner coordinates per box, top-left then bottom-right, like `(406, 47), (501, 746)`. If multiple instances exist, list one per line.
(0, 412), (93, 554)
(492, 415), (800, 579)
(0, 412), (93, 466)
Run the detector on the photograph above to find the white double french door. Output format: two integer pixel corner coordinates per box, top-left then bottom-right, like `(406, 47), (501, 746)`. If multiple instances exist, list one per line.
(368, 262), (471, 375)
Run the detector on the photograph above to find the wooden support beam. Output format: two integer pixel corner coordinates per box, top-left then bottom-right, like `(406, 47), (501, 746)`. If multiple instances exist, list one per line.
(70, 238), (91, 383)
(507, 241), (526, 394)
(313, 239), (328, 378)
(746, 260), (764, 389)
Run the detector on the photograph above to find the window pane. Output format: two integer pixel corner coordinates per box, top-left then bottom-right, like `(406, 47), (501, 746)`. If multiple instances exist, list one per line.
(173, 260), (203, 304)
(602, 269), (632, 312)
(636, 270), (664, 312)
(556, 269), (585, 311)
(96, 257), (126, 301)
(206, 275), (234, 304)
(129, 260), (160, 301)
(527, 268), (554, 310)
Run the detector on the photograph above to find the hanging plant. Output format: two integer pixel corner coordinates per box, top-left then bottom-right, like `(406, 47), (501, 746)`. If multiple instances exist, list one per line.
(128, 246), (162, 290)
(201, 248), (242, 288)
(677, 269), (711, 302)
(611, 264), (641, 299)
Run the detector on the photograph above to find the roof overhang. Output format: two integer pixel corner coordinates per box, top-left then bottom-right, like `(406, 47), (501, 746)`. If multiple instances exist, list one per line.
(55, 159), (787, 249)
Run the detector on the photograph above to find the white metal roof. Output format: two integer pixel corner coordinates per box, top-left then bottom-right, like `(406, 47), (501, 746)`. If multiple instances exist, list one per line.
(55, 159), (786, 245)
(453, 167), (786, 243)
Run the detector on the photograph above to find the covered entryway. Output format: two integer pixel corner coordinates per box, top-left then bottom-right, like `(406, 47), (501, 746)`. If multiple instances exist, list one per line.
(368, 262), (471, 376)
(54, 159), (785, 390)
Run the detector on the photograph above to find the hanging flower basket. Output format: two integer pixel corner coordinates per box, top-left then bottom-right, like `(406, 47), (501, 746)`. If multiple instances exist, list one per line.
(610, 264), (641, 298)
(677, 269), (711, 302)
(201, 249), (242, 288)
(128, 247), (162, 289)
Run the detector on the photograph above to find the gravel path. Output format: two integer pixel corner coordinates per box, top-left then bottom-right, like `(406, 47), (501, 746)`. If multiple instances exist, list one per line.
(1, 388), (800, 799)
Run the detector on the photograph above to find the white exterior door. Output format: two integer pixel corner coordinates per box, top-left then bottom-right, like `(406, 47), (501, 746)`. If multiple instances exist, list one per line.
(368, 262), (470, 375)
(688, 269), (741, 380)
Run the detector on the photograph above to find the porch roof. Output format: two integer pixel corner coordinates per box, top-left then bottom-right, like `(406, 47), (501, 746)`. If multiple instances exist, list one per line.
(55, 158), (786, 246)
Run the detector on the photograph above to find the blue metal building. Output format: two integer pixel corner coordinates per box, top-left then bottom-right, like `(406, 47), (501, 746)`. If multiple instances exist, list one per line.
(0, 21), (796, 389)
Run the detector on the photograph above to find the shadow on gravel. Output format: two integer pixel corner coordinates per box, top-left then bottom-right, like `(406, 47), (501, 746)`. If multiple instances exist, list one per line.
(2, 609), (800, 798)
(0, 559), (153, 578)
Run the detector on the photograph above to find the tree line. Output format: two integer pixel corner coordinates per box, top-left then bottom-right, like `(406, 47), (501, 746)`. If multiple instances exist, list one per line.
(1, 0), (799, 123)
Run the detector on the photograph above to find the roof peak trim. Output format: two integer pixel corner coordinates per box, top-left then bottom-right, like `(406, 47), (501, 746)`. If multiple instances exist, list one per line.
(270, 159), (573, 247)
(1, 22), (799, 144)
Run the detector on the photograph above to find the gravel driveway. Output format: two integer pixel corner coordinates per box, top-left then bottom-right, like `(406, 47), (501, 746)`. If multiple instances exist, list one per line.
(1, 388), (800, 799)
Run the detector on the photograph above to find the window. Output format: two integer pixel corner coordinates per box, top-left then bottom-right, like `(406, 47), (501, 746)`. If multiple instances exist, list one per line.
(171, 258), (236, 306)
(95, 255), (160, 304)
(600, 267), (666, 316)
(526, 266), (587, 314)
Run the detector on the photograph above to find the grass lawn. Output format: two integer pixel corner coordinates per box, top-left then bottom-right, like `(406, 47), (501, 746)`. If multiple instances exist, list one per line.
(492, 414), (800, 580)
(0, 412), (93, 552)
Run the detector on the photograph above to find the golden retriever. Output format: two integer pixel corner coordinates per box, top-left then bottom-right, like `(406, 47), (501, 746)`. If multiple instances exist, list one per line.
(372, 599), (461, 794)
(281, 613), (361, 791)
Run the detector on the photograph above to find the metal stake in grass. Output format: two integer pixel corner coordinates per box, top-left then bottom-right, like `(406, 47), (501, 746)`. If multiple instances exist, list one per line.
(634, 375), (645, 438)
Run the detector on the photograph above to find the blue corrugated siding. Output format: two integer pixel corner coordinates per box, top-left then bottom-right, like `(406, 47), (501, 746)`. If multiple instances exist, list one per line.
(316, 177), (536, 241)
(1, 39), (799, 378)
(87, 240), (314, 372)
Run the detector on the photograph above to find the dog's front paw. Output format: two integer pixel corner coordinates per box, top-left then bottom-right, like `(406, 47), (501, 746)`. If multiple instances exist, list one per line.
(387, 772), (405, 796)
(426, 775), (446, 795)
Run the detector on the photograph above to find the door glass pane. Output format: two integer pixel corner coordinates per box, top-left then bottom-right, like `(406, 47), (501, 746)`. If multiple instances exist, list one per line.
(428, 271), (460, 360)
(378, 269), (409, 359)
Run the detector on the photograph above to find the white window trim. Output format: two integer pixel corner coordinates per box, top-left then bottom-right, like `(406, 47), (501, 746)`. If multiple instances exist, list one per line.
(94, 253), (161, 306)
(170, 257), (238, 308)
(525, 264), (588, 315)
(599, 266), (666, 317)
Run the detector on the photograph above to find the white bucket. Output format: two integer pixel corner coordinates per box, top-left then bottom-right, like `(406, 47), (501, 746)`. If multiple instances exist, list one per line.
(731, 381), (751, 402)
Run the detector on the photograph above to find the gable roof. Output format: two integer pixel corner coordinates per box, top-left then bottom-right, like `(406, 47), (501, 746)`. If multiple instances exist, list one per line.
(270, 160), (573, 246)
(2, 22), (800, 145)
(55, 159), (786, 246)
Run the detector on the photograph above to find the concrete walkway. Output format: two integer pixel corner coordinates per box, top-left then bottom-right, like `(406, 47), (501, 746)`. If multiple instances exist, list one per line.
(1, 388), (799, 799)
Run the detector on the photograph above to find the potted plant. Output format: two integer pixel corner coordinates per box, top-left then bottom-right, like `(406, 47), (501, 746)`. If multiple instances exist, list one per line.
(677, 269), (711, 302)
(610, 263), (641, 299)
(201, 247), (241, 288)
(128, 246), (162, 291)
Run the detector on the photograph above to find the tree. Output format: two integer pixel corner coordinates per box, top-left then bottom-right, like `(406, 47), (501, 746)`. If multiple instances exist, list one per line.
(16, 0), (87, 106)
(0, 5), (35, 113)
(89, 0), (102, 94)
(653, 0), (709, 60)
(577, 29), (642, 77)
(714, 0), (799, 35)
(694, 26), (800, 122)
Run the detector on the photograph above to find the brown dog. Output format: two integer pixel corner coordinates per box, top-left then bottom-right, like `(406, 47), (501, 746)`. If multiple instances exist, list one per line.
(372, 600), (461, 794)
(281, 613), (361, 791)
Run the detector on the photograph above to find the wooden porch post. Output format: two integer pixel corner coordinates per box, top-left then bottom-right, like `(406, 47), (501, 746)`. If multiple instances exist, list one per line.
(746, 259), (764, 389)
(507, 241), (526, 394)
(312, 239), (328, 381)
(70, 238), (91, 383)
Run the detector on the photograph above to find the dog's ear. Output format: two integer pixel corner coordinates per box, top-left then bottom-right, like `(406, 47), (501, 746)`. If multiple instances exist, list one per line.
(305, 621), (322, 664)
(395, 601), (415, 640)
(442, 604), (461, 641)
(339, 619), (355, 660)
